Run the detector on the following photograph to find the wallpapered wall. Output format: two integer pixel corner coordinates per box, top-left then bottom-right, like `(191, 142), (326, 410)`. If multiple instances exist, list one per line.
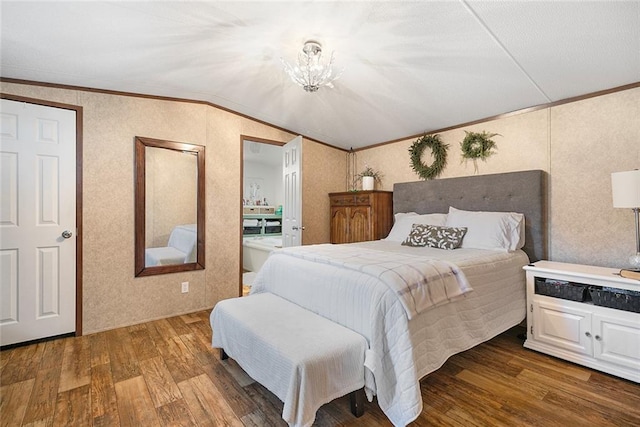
(2, 81), (637, 334)
(1, 81), (346, 334)
(302, 139), (347, 245)
(356, 87), (640, 268)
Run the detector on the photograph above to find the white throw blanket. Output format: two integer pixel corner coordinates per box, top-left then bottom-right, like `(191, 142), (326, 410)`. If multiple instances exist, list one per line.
(275, 244), (473, 319)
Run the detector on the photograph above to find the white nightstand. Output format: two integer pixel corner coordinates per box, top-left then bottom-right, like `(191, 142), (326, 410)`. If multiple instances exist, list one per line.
(523, 261), (640, 383)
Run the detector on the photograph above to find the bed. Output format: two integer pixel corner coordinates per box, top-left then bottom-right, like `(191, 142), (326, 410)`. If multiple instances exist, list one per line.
(249, 170), (547, 426)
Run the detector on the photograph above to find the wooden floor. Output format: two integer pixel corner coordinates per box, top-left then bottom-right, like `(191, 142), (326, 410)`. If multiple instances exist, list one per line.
(2, 310), (639, 427)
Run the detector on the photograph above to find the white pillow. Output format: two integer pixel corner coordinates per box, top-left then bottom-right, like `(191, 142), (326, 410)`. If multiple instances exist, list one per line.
(445, 206), (525, 252)
(394, 212), (418, 221)
(384, 213), (448, 242)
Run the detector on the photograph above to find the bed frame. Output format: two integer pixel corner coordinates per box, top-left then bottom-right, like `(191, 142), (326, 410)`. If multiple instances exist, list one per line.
(393, 169), (547, 262)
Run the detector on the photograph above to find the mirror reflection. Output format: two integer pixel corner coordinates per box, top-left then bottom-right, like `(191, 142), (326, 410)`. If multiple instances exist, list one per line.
(135, 136), (205, 277)
(145, 146), (197, 266)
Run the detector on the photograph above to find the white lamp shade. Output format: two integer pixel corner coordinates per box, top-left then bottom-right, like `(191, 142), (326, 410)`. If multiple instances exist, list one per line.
(611, 170), (640, 208)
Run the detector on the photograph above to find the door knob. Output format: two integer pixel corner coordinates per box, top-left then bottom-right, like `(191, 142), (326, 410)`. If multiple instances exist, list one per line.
(61, 230), (73, 239)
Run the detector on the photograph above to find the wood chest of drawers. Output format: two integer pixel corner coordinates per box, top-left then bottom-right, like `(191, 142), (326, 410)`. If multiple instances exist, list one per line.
(329, 191), (393, 244)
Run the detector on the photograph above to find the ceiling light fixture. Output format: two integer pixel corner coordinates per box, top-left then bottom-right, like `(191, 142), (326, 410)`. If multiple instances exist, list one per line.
(281, 40), (341, 93)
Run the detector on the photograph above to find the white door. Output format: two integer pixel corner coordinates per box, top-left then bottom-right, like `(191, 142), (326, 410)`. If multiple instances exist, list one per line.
(282, 136), (302, 247)
(0, 99), (77, 346)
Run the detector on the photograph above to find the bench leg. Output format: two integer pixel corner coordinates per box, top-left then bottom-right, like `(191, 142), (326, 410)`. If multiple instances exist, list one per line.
(220, 348), (229, 360)
(349, 388), (364, 418)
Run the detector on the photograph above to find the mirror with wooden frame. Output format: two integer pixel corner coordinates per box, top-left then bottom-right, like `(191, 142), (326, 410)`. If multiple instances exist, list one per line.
(135, 136), (205, 277)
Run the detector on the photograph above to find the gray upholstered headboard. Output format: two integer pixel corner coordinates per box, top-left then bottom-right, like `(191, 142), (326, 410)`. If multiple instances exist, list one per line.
(393, 170), (547, 262)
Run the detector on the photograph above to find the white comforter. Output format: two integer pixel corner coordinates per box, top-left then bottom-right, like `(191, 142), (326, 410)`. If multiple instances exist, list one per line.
(273, 244), (473, 319)
(251, 241), (528, 426)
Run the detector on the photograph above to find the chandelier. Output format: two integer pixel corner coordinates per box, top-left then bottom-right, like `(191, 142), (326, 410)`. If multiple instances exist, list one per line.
(281, 40), (341, 93)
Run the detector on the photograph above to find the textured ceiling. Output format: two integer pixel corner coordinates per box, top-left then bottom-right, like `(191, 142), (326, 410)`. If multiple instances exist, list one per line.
(1, 1), (639, 150)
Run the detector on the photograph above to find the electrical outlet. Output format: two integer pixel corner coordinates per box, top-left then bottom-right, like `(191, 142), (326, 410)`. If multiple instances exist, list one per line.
(181, 282), (189, 293)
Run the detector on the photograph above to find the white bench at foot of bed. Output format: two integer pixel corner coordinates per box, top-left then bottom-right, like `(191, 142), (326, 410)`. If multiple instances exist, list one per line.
(210, 292), (367, 427)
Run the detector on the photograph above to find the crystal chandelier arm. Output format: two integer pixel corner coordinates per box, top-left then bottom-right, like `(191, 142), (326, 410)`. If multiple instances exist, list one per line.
(281, 40), (341, 92)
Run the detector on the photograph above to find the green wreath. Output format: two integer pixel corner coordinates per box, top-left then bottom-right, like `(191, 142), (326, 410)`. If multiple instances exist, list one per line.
(408, 134), (449, 180)
(460, 131), (499, 160)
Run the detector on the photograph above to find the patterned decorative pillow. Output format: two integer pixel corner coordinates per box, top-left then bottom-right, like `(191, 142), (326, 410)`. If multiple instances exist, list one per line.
(401, 224), (468, 250)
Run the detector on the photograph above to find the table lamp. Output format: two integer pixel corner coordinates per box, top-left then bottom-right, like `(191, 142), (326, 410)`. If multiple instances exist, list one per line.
(611, 169), (640, 268)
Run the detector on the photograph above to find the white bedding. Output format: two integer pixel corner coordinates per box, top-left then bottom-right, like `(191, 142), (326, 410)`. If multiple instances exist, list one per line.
(272, 244), (473, 319)
(251, 241), (528, 426)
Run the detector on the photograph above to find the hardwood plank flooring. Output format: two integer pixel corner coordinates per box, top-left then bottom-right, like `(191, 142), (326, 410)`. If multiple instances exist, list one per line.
(1, 310), (639, 426)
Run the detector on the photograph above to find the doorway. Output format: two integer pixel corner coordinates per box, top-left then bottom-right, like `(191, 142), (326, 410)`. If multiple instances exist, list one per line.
(241, 137), (284, 295)
(0, 95), (83, 346)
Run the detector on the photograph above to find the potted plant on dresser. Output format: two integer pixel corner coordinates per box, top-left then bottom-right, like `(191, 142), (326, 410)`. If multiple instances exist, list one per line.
(357, 165), (382, 191)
